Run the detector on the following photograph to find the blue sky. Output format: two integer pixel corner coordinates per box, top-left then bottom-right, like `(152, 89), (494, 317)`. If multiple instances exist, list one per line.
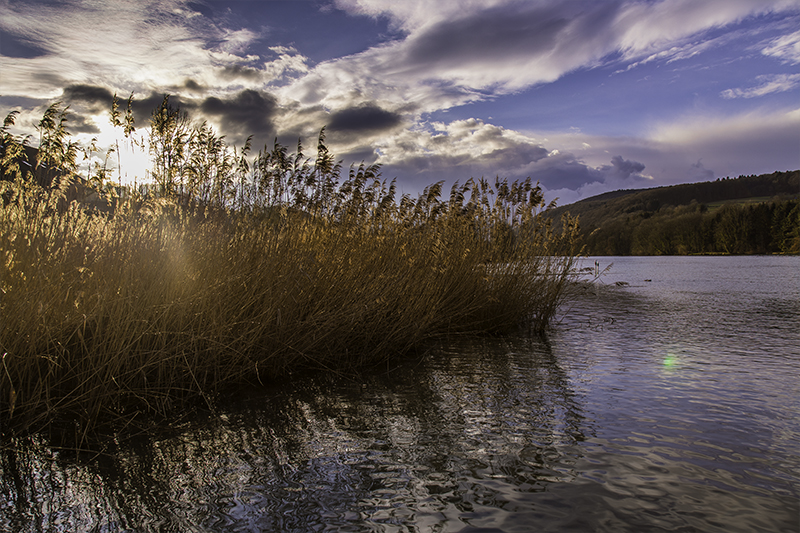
(1, 0), (798, 204)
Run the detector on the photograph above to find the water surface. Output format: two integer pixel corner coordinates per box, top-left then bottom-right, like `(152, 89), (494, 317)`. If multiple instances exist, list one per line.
(2, 256), (798, 532)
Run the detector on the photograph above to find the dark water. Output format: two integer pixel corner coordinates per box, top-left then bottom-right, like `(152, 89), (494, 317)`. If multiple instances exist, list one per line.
(2, 256), (799, 532)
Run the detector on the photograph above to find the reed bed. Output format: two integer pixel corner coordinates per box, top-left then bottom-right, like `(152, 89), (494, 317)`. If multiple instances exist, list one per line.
(0, 100), (579, 441)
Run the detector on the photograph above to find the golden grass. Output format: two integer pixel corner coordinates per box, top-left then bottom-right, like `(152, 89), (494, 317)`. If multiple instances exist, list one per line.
(0, 102), (579, 442)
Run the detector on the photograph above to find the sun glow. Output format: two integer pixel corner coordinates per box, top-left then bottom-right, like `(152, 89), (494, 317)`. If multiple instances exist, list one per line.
(74, 116), (153, 187)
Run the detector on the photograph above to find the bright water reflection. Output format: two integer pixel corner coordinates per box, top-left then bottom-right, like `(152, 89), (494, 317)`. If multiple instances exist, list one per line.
(1, 256), (799, 532)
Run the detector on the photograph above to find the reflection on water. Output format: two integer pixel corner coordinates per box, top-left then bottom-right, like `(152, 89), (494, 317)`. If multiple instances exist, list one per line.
(2, 256), (799, 532)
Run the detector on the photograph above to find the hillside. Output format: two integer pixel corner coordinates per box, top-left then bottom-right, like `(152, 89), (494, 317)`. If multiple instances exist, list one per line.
(549, 170), (800, 255)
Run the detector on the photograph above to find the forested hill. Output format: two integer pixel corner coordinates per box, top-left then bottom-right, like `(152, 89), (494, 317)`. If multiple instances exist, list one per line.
(548, 170), (799, 255)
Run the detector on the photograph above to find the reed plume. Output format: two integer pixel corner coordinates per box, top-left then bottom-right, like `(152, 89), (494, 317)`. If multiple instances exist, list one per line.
(0, 99), (579, 442)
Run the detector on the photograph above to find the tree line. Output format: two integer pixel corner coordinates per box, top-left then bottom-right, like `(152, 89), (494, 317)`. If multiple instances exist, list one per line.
(583, 199), (799, 255)
(548, 171), (799, 255)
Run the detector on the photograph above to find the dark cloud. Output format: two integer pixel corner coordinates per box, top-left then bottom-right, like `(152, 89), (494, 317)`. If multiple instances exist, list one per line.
(689, 160), (715, 181)
(375, 141), (585, 193)
(96, 90), (279, 146)
(65, 113), (100, 134)
(183, 79), (206, 92)
(405, 4), (569, 67)
(481, 144), (550, 168)
(129, 93), (193, 127)
(62, 84), (114, 111)
(200, 89), (278, 142)
(52, 85), (115, 133)
(0, 30), (48, 58)
(601, 155), (646, 179)
(219, 64), (265, 82)
(342, 147), (380, 165)
(379, 153), (598, 197)
(529, 157), (599, 190)
(32, 70), (66, 87)
(532, 155), (647, 196)
(328, 104), (402, 133)
(0, 94), (47, 109)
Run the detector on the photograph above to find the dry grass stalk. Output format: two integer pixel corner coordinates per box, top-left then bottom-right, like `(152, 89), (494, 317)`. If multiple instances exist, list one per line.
(0, 101), (580, 442)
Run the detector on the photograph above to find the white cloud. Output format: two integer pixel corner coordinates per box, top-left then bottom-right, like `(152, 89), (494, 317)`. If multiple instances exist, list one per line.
(648, 108), (800, 178)
(218, 28), (260, 55)
(614, 0), (793, 56)
(336, 118), (656, 198)
(521, 106), (800, 203)
(0, 0), (292, 99)
(332, 0), (510, 32)
(590, 107), (800, 187)
(0, 1), (204, 96)
(263, 48), (311, 79)
(616, 35), (727, 73)
(291, 0), (800, 115)
(372, 118), (548, 169)
(721, 73), (800, 98)
(762, 29), (800, 63)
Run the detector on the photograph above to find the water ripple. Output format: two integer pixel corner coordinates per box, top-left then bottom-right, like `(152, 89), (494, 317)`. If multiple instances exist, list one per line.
(2, 256), (799, 532)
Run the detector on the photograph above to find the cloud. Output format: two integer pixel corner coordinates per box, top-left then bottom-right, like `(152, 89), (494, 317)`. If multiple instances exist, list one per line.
(199, 89), (279, 144)
(376, 118), (546, 165)
(402, 5), (570, 73)
(186, 2), (214, 19)
(616, 32), (732, 73)
(127, 93), (192, 126)
(290, 2), (609, 108)
(65, 113), (103, 135)
(601, 155), (647, 179)
(217, 28), (260, 55)
(614, 0), (794, 57)
(183, 78), (206, 93)
(503, 104), (800, 204)
(328, 104), (402, 133)
(0, 0), (269, 99)
(0, 29), (49, 58)
(332, 0), (490, 32)
(721, 73), (800, 98)
(366, 118), (618, 193)
(355, 106), (798, 200)
(263, 46), (310, 80)
(762, 28), (800, 63)
(525, 153), (602, 191)
(520, 152), (650, 193)
(689, 160), (716, 181)
(45, 84), (115, 135)
(217, 64), (266, 82)
(540, 106), (800, 199)
(291, 0), (800, 117)
(62, 84), (114, 110)
(649, 107), (800, 176)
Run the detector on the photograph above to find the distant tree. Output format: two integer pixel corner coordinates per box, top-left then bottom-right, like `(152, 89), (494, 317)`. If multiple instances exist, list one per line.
(714, 204), (749, 254)
(771, 200), (800, 253)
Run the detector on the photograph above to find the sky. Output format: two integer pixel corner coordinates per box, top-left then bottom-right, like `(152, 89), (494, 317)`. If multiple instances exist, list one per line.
(1, 0), (799, 205)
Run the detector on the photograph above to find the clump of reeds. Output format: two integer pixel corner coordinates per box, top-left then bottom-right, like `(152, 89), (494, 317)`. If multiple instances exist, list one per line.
(0, 98), (579, 442)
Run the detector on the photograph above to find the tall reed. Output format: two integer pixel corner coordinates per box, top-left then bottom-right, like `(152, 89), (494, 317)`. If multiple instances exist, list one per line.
(0, 100), (579, 442)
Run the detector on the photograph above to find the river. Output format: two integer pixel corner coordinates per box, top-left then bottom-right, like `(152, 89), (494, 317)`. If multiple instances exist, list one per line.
(1, 256), (798, 532)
